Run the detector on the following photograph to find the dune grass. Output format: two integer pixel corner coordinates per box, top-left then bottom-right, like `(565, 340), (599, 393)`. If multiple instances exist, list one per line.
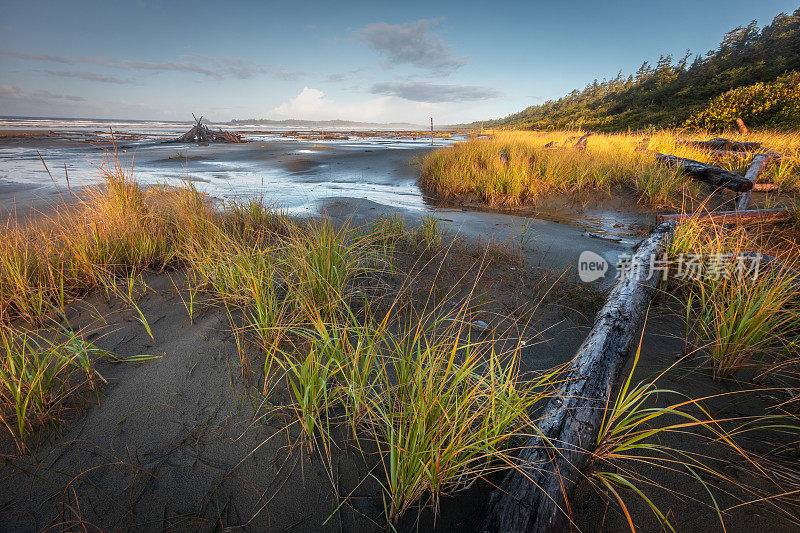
(420, 129), (800, 208)
(2, 152), (798, 528)
(668, 215), (800, 380)
(590, 339), (798, 532)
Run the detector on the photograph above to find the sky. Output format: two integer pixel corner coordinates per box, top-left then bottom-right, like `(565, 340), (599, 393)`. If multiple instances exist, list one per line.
(0, 0), (797, 125)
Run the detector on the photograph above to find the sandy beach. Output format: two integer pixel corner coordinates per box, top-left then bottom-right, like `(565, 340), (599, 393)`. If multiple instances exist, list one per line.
(1, 127), (797, 532)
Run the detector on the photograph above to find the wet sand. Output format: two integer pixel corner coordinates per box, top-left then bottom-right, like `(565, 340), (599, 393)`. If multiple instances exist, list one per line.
(1, 131), (652, 287)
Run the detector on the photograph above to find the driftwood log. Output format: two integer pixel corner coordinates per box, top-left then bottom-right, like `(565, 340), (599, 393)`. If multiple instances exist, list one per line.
(752, 183), (779, 192)
(574, 132), (592, 150)
(482, 220), (677, 533)
(681, 138), (762, 152)
(736, 154), (772, 210)
(735, 118), (749, 135)
(658, 208), (791, 225)
(655, 153), (754, 192)
(542, 133), (592, 150)
(166, 115), (246, 144)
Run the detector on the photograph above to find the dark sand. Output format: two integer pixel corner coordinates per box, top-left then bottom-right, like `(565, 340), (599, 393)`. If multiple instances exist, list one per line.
(1, 134), (797, 531)
(0, 224), (595, 532)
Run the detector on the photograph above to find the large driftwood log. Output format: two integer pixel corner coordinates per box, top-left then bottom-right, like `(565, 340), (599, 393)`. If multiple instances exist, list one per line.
(655, 153), (754, 192)
(682, 138), (762, 152)
(736, 154), (772, 210)
(482, 221), (677, 533)
(658, 208), (791, 225)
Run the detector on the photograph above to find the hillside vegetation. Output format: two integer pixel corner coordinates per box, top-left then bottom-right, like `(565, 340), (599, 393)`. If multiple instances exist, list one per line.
(488, 9), (800, 132)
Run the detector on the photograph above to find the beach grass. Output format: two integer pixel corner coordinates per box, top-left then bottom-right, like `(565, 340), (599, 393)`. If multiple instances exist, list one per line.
(420, 129), (800, 208)
(1, 148), (799, 528)
(667, 215), (800, 380)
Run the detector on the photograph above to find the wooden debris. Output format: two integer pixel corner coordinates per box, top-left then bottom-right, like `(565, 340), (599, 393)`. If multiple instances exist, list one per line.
(482, 221), (677, 533)
(165, 114), (246, 144)
(658, 208), (791, 225)
(682, 137), (762, 152)
(655, 153), (754, 192)
(735, 118), (749, 135)
(752, 183), (779, 192)
(574, 131), (592, 150)
(736, 154), (772, 210)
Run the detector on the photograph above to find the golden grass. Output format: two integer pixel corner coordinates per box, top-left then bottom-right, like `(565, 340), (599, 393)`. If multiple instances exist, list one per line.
(667, 215), (800, 379)
(420, 129), (800, 208)
(2, 151), (798, 528)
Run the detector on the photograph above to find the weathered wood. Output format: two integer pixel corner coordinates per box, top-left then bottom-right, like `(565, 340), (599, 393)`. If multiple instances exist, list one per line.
(736, 154), (772, 211)
(752, 182), (779, 192)
(165, 115), (246, 144)
(573, 132), (592, 150)
(735, 118), (749, 135)
(482, 221), (677, 533)
(658, 208), (791, 225)
(655, 153), (754, 192)
(682, 138), (762, 152)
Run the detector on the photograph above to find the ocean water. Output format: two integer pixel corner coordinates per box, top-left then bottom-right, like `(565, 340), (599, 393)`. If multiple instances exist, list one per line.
(0, 116), (461, 212)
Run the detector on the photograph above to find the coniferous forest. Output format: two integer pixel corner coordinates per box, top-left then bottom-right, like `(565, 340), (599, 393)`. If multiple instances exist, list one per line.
(487, 9), (800, 131)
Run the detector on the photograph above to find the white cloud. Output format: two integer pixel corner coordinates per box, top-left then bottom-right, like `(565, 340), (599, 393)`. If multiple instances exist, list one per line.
(0, 83), (85, 103)
(269, 87), (442, 123)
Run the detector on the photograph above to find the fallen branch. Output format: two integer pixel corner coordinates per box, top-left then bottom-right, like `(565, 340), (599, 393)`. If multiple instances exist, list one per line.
(752, 183), (779, 192)
(736, 154), (772, 211)
(682, 137), (762, 152)
(654, 153), (754, 192)
(573, 132), (592, 150)
(658, 208), (791, 225)
(482, 221), (677, 533)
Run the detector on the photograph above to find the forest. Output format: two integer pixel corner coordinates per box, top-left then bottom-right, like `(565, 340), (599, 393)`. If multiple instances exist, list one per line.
(487, 9), (800, 131)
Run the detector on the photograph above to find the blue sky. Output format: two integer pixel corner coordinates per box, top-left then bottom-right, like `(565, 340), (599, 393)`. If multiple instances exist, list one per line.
(0, 0), (797, 124)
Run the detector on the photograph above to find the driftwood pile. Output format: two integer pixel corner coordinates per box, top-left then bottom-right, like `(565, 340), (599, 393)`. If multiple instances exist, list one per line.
(166, 115), (246, 144)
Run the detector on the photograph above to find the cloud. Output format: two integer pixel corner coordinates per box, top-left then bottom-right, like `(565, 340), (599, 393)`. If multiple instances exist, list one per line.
(269, 87), (429, 123)
(273, 68), (309, 81)
(268, 86), (494, 124)
(369, 81), (501, 103)
(357, 19), (465, 75)
(0, 83), (85, 103)
(0, 50), (114, 66)
(324, 67), (369, 84)
(271, 88), (335, 117)
(1, 49), (303, 80)
(46, 71), (129, 84)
